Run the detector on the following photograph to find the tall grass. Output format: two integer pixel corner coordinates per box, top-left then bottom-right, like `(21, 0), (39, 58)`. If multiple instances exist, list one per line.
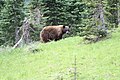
(0, 31), (120, 80)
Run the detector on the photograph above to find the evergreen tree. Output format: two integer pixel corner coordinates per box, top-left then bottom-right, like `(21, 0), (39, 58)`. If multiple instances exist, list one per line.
(0, 0), (120, 46)
(106, 0), (119, 27)
(41, 0), (86, 36)
(81, 0), (108, 38)
(0, 0), (5, 46)
(0, 0), (24, 46)
(41, 0), (65, 25)
(117, 0), (120, 26)
(26, 0), (43, 41)
(64, 0), (86, 36)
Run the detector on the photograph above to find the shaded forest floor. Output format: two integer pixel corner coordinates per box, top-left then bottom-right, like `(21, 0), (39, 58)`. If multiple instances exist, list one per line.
(0, 29), (120, 80)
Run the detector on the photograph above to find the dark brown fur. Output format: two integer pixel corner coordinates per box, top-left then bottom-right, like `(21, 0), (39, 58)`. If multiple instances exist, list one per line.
(40, 25), (69, 43)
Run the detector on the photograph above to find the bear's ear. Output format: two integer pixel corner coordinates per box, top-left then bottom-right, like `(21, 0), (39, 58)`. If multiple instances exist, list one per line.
(63, 25), (65, 28)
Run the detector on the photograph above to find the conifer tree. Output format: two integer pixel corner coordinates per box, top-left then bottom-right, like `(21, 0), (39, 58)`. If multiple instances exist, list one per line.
(0, 0), (24, 46)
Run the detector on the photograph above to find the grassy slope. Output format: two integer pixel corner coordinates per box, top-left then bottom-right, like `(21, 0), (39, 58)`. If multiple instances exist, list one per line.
(0, 31), (120, 80)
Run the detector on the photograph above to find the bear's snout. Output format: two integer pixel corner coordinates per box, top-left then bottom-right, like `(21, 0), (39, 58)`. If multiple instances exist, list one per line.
(66, 30), (70, 34)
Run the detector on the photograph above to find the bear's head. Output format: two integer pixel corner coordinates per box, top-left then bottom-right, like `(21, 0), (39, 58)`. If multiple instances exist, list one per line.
(63, 25), (70, 34)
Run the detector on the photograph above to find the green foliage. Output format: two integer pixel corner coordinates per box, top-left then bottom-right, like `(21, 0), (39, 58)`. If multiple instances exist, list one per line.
(41, 0), (66, 25)
(80, 0), (109, 38)
(41, 0), (86, 36)
(0, 0), (24, 46)
(25, 0), (43, 41)
(105, 0), (120, 28)
(0, 0), (120, 46)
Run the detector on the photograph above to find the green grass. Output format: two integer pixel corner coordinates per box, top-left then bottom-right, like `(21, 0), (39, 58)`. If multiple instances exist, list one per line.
(0, 31), (120, 80)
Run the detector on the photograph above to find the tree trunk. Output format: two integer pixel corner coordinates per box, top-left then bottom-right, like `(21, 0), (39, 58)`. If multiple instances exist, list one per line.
(30, 7), (42, 25)
(15, 27), (20, 43)
(22, 17), (31, 44)
(97, 1), (106, 30)
(13, 18), (31, 48)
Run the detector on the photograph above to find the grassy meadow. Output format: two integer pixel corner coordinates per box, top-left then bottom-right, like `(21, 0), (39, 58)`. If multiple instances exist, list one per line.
(0, 30), (120, 80)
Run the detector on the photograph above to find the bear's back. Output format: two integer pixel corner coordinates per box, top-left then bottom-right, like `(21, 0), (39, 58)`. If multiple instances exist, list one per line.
(42, 25), (63, 34)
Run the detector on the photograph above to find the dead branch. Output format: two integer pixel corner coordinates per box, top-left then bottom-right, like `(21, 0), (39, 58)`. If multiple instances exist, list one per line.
(13, 35), (23, 49)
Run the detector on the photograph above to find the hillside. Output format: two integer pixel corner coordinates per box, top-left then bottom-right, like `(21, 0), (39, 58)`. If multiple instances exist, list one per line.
(0, 30), (120, 80)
